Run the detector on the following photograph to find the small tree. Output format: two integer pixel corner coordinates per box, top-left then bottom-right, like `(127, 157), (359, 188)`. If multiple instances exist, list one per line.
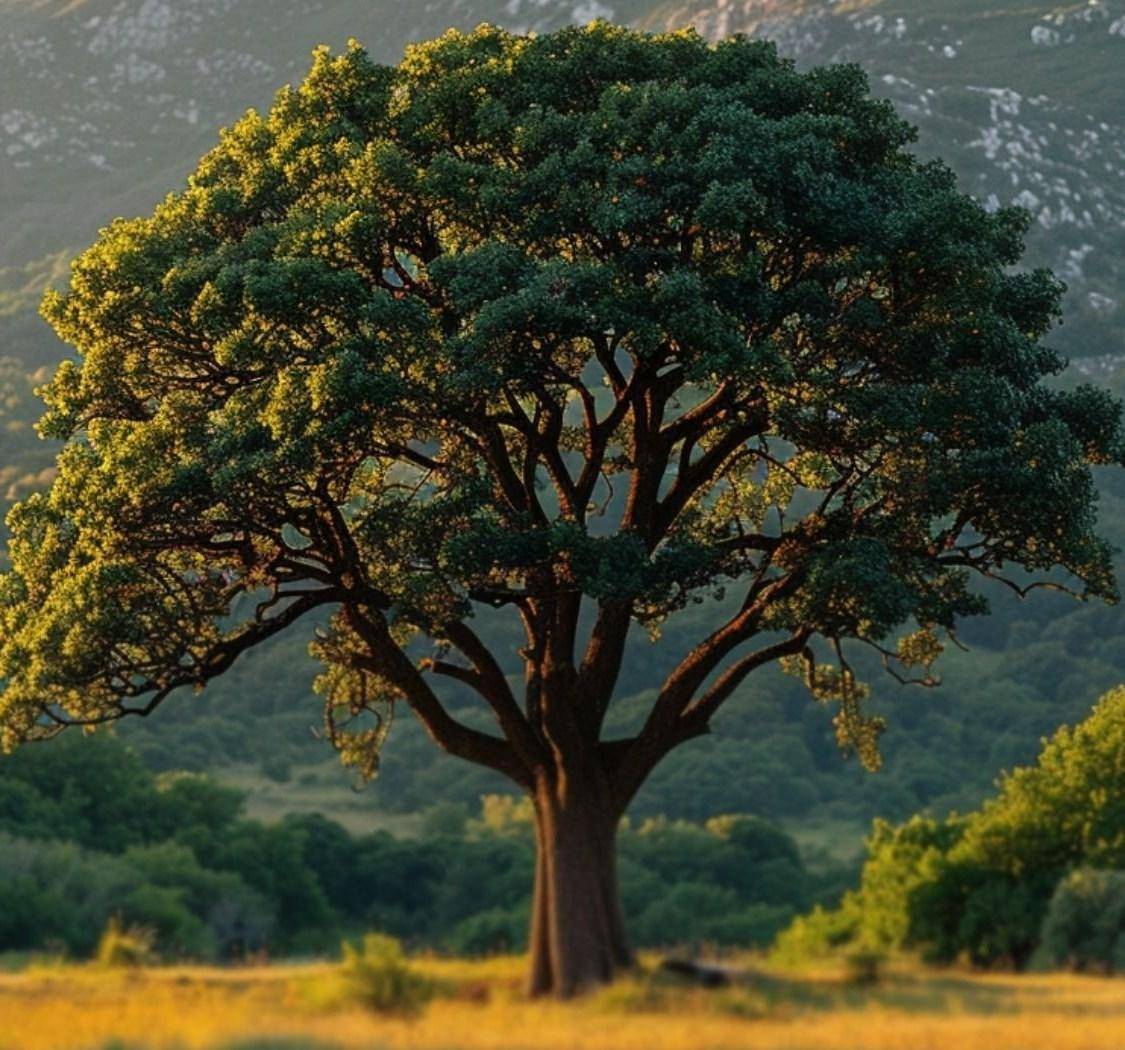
(1, 24), (1122, 996)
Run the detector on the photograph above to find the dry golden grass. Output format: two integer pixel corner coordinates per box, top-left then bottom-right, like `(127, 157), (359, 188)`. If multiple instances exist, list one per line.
(1, 955), (1123, 1050)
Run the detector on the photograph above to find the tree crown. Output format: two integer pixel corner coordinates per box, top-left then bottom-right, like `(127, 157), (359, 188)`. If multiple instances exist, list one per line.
(1, 23), (1120, 795)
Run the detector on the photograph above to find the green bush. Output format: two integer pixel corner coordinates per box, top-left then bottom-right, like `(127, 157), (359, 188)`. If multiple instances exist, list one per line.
(779, 688), (1125, 968)
(631, 883), (742, 948)
(119, 884), (214, 960)
(703, 903), (796, 948)
(771, 899), (862, 965)
(1036, 869), (1125, 974)
(336, 933), (433, 1014)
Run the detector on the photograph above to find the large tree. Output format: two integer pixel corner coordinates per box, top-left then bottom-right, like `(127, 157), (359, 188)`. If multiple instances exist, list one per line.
(0, 23), (1121, 996)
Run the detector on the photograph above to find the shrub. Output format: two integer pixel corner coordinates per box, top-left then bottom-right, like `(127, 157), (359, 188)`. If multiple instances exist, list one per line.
(779, 689), (1125, 969)
(95, 917), (156, 968)
(630, 882), (741, 948)
(701, 903), (795, 948)
(1036, 869), (1125, 974)
(336, 933), (433, 1014)
(771, 899), (862, 965)
(120, 884), (213, 960)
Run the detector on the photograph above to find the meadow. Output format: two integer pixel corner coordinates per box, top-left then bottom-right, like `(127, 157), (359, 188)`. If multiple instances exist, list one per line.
(1, 956), (1123, 1050)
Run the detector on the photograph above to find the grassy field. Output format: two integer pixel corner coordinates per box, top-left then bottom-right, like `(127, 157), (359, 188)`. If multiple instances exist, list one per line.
(1, 955), (1123, 1050)
(217, 762), (426, 838)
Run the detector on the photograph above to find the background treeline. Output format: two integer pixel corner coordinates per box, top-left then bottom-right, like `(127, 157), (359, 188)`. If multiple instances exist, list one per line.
(0, 734), (854, 963)
(4, 688), (1125, 972)
(776, 686), (1125, 973)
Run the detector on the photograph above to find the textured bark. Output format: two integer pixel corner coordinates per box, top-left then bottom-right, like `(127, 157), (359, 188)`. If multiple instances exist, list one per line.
(526, 775), (633, 998)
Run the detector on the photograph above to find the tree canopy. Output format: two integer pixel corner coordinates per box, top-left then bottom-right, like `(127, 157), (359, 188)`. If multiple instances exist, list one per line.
(0, 20), (1121, 994)
(3, 24), (1119, 763)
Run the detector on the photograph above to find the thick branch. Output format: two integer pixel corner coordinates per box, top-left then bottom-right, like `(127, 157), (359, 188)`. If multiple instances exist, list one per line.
(678, 629), (814, 733)
(576, 601), (632, 736)
(612, 628), (813, 807)
(345, 603), (532, 787)
(654, 414), (767, 541)
(440, 619), (546, 770)
(609, 572), (802, 802)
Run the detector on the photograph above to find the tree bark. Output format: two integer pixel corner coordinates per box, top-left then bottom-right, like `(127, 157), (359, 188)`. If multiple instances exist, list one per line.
(525, 774), (633, 998)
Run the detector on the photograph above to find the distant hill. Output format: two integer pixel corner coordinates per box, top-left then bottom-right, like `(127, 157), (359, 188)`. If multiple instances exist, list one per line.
(1, 0), (1124, 829)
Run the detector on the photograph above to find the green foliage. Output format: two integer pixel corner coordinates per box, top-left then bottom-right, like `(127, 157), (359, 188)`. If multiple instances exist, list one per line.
(771, 901), (862, 965)
(851, 815), (966, 951)
(122, 842), (274, 958)
(0, 22), (1117, 809)
(444, 907), (525, 957)
(0, 734), (832, 961)
(335, 933), (433, 1014)
(191, 819), (335, 951)
(0, 834), (138, 956)
(1036, 868), (1125, 974)
(629, 882), (794, 949)
(956, 684), (1125, 874)
(910, 863), (1054, 968)
(781, 686), (1125, 968)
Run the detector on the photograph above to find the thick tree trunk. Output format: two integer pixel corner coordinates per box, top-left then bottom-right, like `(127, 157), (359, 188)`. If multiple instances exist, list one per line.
(526, 776), (634, 998)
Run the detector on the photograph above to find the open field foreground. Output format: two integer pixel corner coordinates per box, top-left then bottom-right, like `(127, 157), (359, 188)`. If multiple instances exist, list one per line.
(1, 958), (1124, 1050)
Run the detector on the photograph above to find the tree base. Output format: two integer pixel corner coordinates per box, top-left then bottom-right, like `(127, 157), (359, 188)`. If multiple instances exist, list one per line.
(525, 779), (633, 998)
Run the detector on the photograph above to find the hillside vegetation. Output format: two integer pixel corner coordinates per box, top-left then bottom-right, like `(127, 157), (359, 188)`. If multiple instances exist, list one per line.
(0, 735), (851, 963)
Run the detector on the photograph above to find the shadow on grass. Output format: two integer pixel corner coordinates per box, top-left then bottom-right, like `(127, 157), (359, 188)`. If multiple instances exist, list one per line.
(743, 969), (1022, 1015)
(623, 962), (1125, 1020)
(733, 965), (1125, 1019)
